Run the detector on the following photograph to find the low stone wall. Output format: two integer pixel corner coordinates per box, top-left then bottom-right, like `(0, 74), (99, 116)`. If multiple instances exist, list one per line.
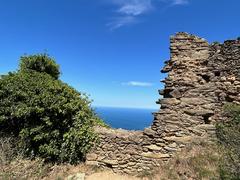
(86, 127), (160, 174)
(86, 126), (210, 174)
(86, 32), (240, 174)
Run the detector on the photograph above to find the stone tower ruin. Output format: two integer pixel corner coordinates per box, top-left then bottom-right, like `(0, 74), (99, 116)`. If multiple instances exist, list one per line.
(86, 32), (240, 174)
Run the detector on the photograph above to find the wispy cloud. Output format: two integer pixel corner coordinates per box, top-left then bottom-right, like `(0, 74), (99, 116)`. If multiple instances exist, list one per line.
(107, 0), (189, 30)
(107, 0), (153, 30)
(122, 81), (153, 87)
(159, 0), (188, 5)
(106, 16), (139, 30)
(171, 0), (188, 5)
(117, 0), (153, 15)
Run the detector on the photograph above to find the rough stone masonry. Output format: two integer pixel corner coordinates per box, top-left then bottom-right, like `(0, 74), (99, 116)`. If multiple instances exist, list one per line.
(86, 32), (240, 174)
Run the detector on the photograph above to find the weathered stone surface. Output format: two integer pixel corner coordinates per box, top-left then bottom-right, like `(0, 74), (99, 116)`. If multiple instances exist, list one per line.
(181, 98), (207, 105)
(101, 159), (118, 165)
(170, 89), (182, 98)
(159, 98), (181, 107)
(184, 109), (214, 116)
(85, 160), (98, 166)
(195, 124), (216, 131)
(143, 128), (156, 136)
(86, 32), (240, 175)
(163, 136), (194, 143)
(86, 153), (98, 161)
(145, 145), (162, 151)
(141, 152), (170, 159)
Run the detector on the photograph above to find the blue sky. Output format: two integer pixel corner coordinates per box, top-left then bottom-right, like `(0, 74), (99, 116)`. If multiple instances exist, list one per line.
(0, 0), (239, 109)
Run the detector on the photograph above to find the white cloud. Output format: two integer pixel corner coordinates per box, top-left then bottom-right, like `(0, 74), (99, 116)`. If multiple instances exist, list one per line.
(171, 0), (188, 5)
(107, 0), (189, 30)
(106, 16), (139, 30)
(107, 0), (152, 30)
(117, 0), (152, 15)
(122, 81), (153, 87)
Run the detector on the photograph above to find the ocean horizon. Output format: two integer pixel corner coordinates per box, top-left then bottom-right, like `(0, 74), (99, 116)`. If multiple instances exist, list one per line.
(94, 106), (158, 130)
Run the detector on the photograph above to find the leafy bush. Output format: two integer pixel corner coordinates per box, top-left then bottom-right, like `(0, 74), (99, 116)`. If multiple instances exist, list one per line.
(19, 54), (60, 79)
(216, 103), (240, 179)
(0, 55), (102, 164)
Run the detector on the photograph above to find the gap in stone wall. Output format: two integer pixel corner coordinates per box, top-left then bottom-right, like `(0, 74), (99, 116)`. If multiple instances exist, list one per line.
(201, 74), (211, 83)
(203, 113), (213, 124)
(214, 71), (221, 77)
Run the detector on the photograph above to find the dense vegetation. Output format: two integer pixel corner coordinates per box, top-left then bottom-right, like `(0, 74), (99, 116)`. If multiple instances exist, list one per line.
(216, 103), (240, 179)
(19, 54), (60, 79)
(0, 54), (102, 164)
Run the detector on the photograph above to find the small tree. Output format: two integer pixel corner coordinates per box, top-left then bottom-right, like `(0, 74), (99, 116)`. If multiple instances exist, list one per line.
(19, 54), (60, 79)
(0, 54), (102, 164)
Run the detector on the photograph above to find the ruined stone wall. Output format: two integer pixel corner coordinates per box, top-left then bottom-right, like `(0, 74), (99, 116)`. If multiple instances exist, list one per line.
(86, 33), (240, 174)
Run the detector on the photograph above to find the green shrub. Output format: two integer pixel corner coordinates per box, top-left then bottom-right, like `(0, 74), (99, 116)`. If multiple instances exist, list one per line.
(0, 55), (102, 164)
(19, 54), (60, 79)
(216, 103), (240, 179)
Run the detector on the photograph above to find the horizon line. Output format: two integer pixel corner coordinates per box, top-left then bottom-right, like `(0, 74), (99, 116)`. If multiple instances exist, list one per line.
(92, 105), (159, 110)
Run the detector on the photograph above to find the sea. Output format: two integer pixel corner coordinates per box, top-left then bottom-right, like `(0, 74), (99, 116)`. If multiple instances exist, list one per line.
(94, 106), (157, 130)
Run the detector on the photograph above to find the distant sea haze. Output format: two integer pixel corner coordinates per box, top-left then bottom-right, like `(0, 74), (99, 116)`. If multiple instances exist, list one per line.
(94, 106), (157, 130)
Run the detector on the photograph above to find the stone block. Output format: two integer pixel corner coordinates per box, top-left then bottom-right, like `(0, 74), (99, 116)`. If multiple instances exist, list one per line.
(143, 128), (156, 136)
(141, 152), (170, 159)
(184, 109), (214, 116)
(163, 136), (194, 143)
(86, 153), (98, 161)
(145, 144), (162, 151)
(85, 161), (98, 166)
(160, 98), (181, 106)
(101, 159), (118, 165)
(181, 97), (206, 105)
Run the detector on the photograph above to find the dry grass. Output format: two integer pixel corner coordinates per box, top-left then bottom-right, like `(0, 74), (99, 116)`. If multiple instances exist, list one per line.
(0, 136), (49, 180)
(1, 158), (51, 180)
(153, 141), (220, 180)
(1, 160), (139, 180)
(86, 171), (140, 180)
(0, 136), (19, 165)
